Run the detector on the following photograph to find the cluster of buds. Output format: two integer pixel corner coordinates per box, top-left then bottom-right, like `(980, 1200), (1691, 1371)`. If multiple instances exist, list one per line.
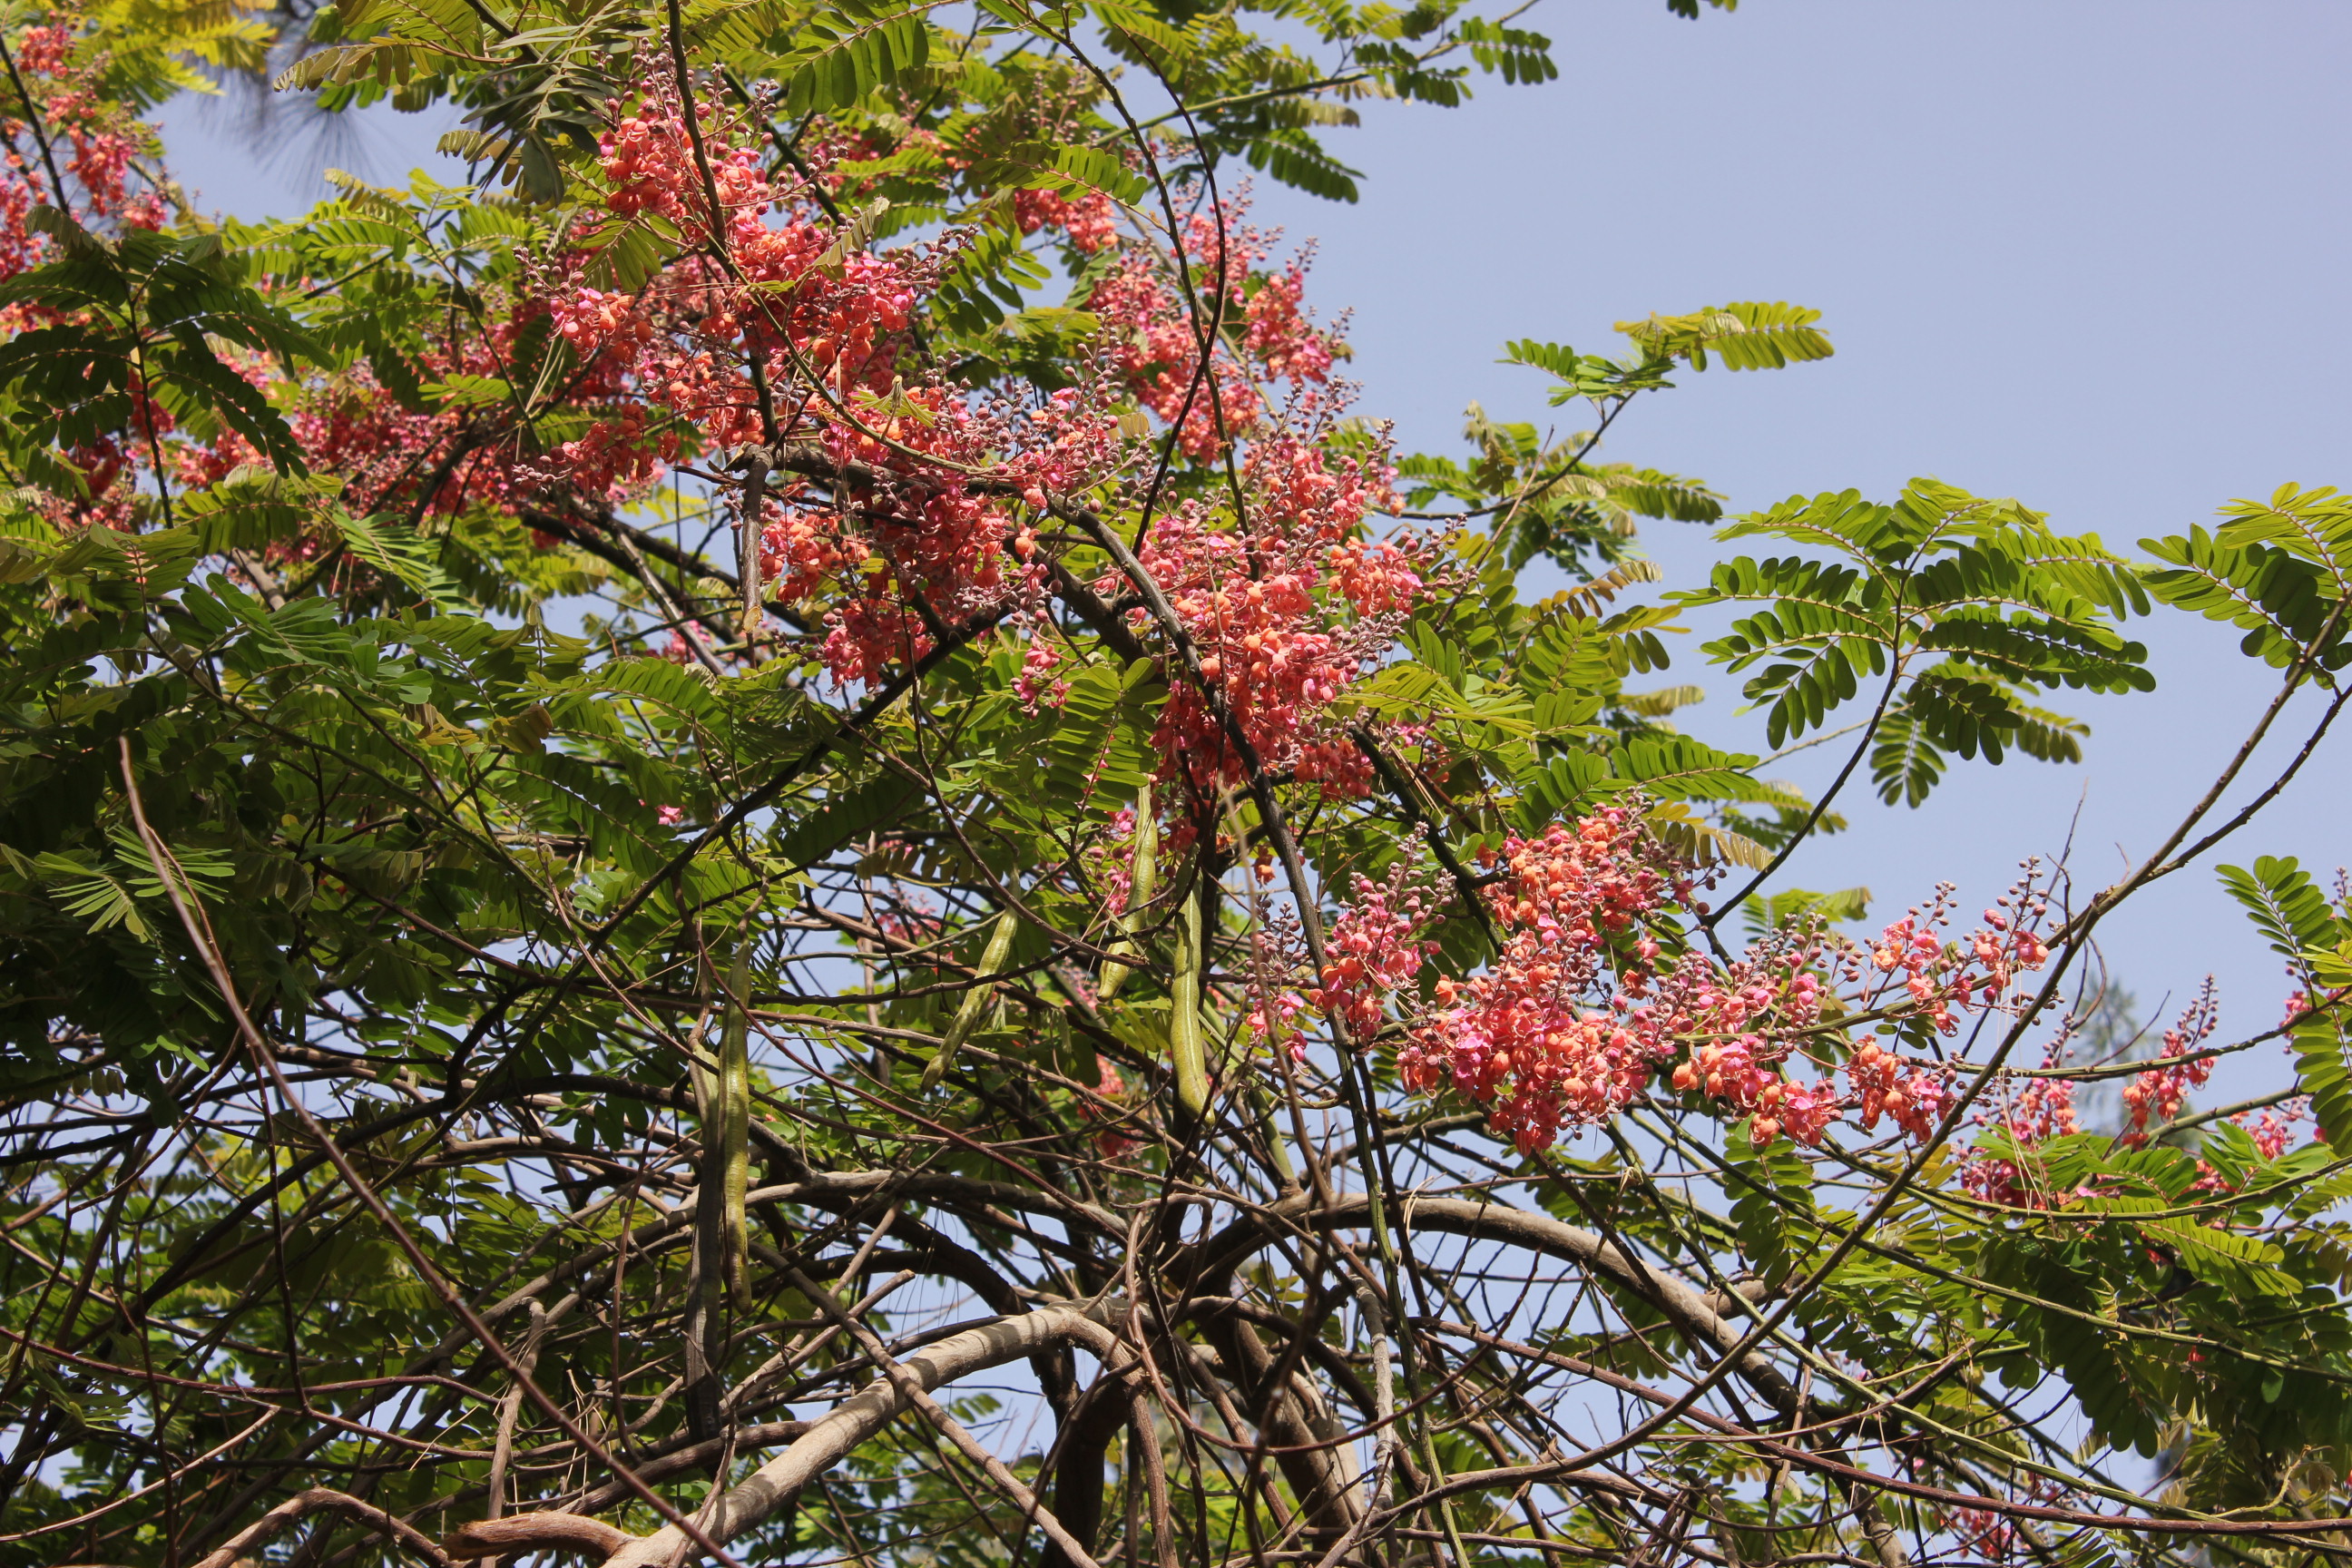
(2120, 983), (2220, 1138)
(1314, 863), (1441, 1039)
(1857, 877), (2054, 1033)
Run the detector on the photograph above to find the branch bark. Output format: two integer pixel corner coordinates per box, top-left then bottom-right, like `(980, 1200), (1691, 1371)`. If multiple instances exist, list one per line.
(595, 1299), (1126, 1568)
(188, 1488), (456, 1568)
(446, 1514), (635, 1562)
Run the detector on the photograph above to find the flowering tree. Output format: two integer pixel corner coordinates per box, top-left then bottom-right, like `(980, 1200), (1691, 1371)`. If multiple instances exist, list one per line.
(5, 5), (2352, 1568)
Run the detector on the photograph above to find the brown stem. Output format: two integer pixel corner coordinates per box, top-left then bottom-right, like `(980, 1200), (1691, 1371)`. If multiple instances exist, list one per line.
(481, 1300), (547, 1525)
(594, 1299), (1123, 1568)
(1131, 1387), (1180, 1568)
(187, 1488), (455, 1568)
(782, 1261), (1108, 1568)
(445, 1515), (632, 1561)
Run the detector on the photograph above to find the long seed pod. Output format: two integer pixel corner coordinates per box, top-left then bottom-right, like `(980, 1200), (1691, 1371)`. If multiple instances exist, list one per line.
(719, 942), (752, 1295)
(737, 448), (769, 639)
(1170, 883), (1209, 1117)
(1097, 790), (1158, 1000)
(921, 910), (1019, 1089)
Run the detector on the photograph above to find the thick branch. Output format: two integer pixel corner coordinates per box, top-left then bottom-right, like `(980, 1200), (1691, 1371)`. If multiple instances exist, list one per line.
(597, 1299), (1124, 1568)
(189, 1488), (456, 1568)
(446, 1514), (635, 1562)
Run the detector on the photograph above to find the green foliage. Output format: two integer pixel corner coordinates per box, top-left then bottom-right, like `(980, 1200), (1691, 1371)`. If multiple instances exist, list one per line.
(1741, 884), (1869, 936)
(1678, 477), (2152, 804)
(1614, 300), (1834, 372)
(777, 3), (934, 116)
(2218, 858), (2352, 1149)
(2143, 484), (2352, 676)
(0, 212), (312, 486)
(1, 6), (2348, 1568)
(1399, 403), (1724, 575)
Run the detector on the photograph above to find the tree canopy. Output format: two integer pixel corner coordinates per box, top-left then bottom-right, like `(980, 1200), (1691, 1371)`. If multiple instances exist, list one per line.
(2, 5), (2351, 1568)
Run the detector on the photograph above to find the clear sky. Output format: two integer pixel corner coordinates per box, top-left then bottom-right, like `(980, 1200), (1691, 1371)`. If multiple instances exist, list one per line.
(1240, 0), (2352, 1102)
(160, 1), (2352, 1102)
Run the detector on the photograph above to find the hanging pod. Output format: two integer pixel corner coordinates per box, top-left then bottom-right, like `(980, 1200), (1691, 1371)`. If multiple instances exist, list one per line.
(921, 908), (1019, 1090)
(717, 943), (752, 1295)
(1096, 789), (1158, 1001)
(690, 942), (754, 1298)
(1170, 882), (1210, 1117)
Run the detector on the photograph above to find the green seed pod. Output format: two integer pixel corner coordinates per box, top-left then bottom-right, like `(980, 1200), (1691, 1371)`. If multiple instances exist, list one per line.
(719, 943), (752, 1295)
(922, 910), (1019, 1090)
(1097, 790), (1158, 1001)
(1170, 885), (1209, 1117)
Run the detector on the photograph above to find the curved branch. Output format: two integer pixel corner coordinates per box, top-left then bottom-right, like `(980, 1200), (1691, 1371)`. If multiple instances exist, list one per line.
(190, 1488), (456, 1568)
(597, 1299), (1124, 1568)
(1187, 1192), (1798, 1415)
(446, 1514), (635, 1561)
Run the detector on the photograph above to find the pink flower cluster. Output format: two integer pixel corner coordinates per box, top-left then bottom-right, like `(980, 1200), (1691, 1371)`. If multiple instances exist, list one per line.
(1960, 1040), (2081, 1207)
(151, 69), (1399, 706)
(1012, 608), (1070, 711)
(1845, 1035), (1951, 1143)
(1353, 813), (2053, 1154)
(1392, 810), (1692, 1152)
(1242, 264), (1334, 383)
(1088, 193), (1341, 460)
(1014, 185), (1119, 253)
(552, 78), (932, 453)
(2120, 983), (2220, 1138)
(0, 20), (163, 283)
(1648, 934), (1854, 1147)
(177, 298), (655, 544)
(1958, 975), (2320, 1207)
(1, 17), (172, 527)
(1078, 1059), (1139, 1158)
(1863, 890), (2051, 1034)
(806, 383), (1131, 684)
(1086, 804), (1145, 919)
(1125, 426), (1422, 792)
(317, 305), (630, 518)
(1313, 863), (1440, 1040)
(2235, 1102), (2308, 1160)
(521, 70), (1159, 684)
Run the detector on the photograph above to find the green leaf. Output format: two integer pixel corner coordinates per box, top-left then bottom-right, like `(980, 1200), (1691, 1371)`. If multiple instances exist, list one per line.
(1242, 130), (1362, 203)
(1607, 736), (1781, 804)
(779, 7), (932, 116)
(333, 511), (468, 608)
(2292, 1014), (2352, 1151)
(776, 773), (925, 870)
(2218, 857), (2342, 971)
(1047, 146), (1147, 205)
(180, 468), (338, 554)
(1614, 301), (1833, 372)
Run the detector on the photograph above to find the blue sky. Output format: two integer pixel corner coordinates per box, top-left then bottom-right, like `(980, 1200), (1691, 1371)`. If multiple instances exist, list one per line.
(1240, 1), (2352, 1098)
(160, 0), (2352, 1100)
